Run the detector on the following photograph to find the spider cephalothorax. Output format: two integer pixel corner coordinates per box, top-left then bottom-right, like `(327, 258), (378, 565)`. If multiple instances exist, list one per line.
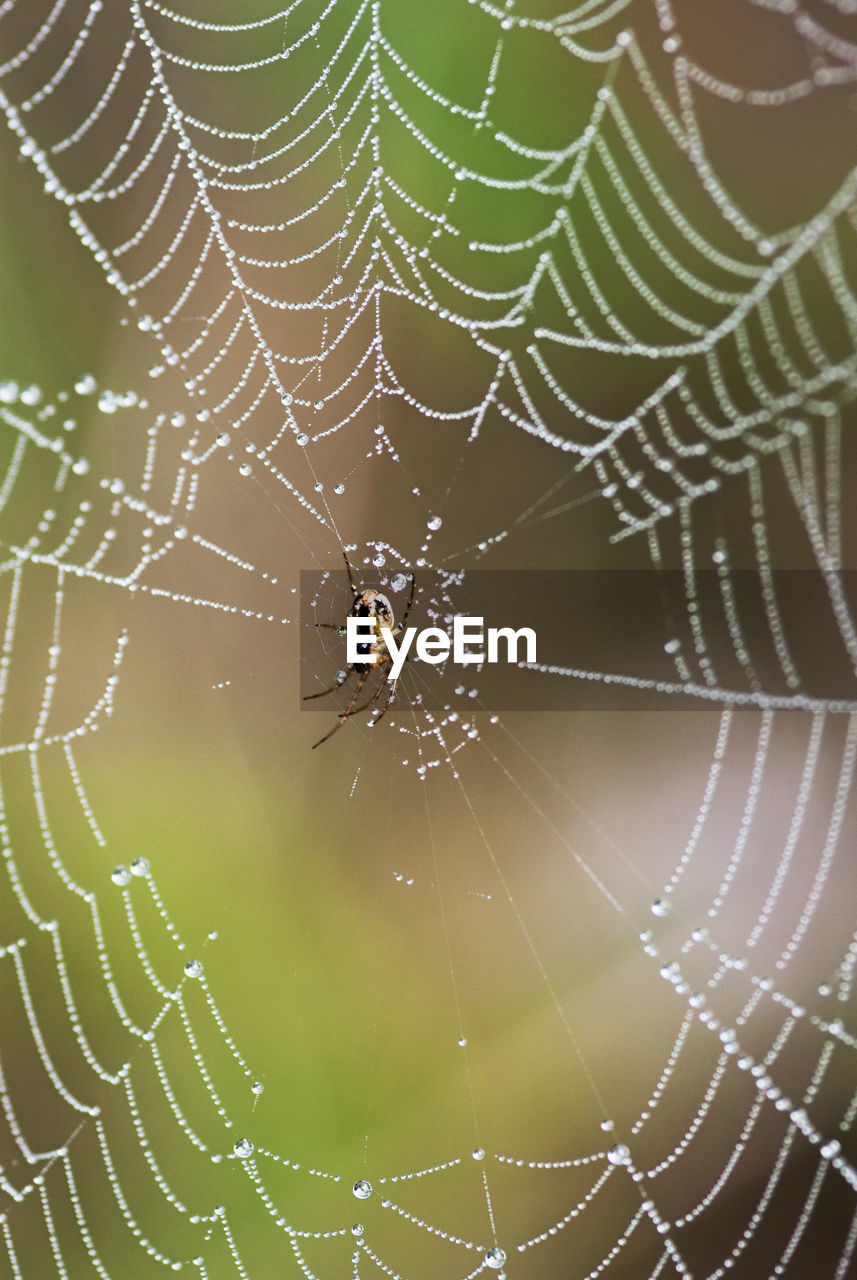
(304, 555), (415, 748)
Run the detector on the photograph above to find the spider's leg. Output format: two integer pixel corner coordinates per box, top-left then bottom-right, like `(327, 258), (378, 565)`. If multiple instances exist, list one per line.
(314, 622), (344, 630)
(303, 669), (352, 702)
(398, 572), (416, 629)
(343, 551), (359, 597)
(370, 677), (397, 727)
(311, 665), (372, 749)
(350, 678), (387, 717)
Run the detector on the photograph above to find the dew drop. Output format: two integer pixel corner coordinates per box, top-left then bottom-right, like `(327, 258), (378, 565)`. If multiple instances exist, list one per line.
(130, 857), (149, 876)
(334, 483), (345, 495)
(607, 1143), (631, 1166)
(74, 374), (96, 395)
(251, 1082), (264, 1096)
(485, 1247), (506, 1269)
(111, 866), (131, 886)
(335, 669), (348, 685)
(372, 553), (385, 567)
(427, 515), (442, 531)
(651, 897), (671, 917)
(296, 432), (309, 446)
(352, 1179), (372, 1200)
(233, 1138), (253, 1158)
(390, 573), (408, 592)
(184, 959), (203, 979)
(239, 463), (252, 476)
(20, 385), (41, 406)
(472, 1147), (485, 1161)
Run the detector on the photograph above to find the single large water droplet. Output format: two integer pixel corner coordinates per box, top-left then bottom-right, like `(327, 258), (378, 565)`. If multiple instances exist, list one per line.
(427, 515), (442, 531)
(352, 1179), (372, 1200)
(651, 897), (671, 917)
(74, 374), (96, 395)
(607, 1143), (630, 1166)
(233, 1138), (253, 1158)
(485, 1247), (506, 1269)
(390, 573), (408, 592)
(111, 866), (131, 886)
(184, 959), (203, 979)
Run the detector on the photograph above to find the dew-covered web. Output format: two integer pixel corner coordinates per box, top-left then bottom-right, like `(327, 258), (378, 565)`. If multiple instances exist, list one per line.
(1, 0), (857, 1276)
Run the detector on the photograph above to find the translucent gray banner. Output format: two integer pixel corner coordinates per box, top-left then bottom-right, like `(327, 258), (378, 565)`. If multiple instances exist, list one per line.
(301, 569), (857, 713)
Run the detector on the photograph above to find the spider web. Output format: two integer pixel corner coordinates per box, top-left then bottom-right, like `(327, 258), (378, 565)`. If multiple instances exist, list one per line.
(0, 0), (857, 1277)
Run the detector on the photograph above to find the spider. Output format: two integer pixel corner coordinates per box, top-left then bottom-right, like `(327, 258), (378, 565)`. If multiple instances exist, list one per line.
(304, 553), (416, 748)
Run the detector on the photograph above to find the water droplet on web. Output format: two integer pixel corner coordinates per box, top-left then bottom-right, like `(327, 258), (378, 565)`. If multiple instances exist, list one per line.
(251, 1082), (264, 1096)
(239, 463), (252, 476)
(74, 374), (96, 395)
(0, 381), (17, 403)
(334, 483), (345, 494)
(184, 959), (203, 979)
(651, 897), (671, 917)
(352, 1179), (372, 1200)
(607, 1143), (631, 1166)
(351, 1223), (364, 1236)
(373, 553), (385, 567)
(233, 1137), (253, 1158)
(130, 857), (149, 876)
(485, 1247), (506, 1269)
(600, 1118), (614, 1132)
(72, 458), (89, 476)
(296, 432), (309, 446)
(20, 384), (41, 405)
(390, 573), (408, 592)
(427, 515), (442, 531)
(458, 1037), (467, 1047)
(472, 1147), (485, 1160)
(335, 670), (348, 685)
(111, 866), (131, 886)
